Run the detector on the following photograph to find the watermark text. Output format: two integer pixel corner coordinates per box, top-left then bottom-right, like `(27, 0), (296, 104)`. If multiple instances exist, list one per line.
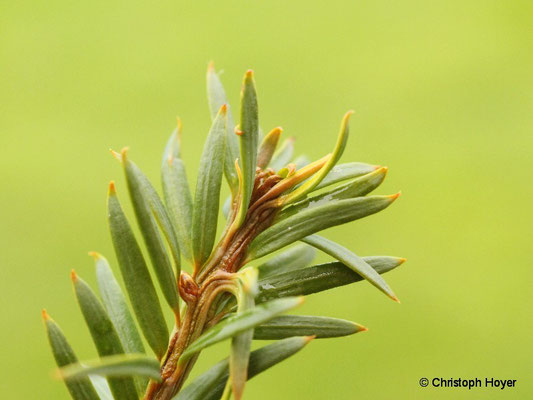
(419, 377), (516, 390)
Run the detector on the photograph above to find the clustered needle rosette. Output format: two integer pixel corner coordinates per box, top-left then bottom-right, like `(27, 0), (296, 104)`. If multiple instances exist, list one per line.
(42, 64), (405, 400)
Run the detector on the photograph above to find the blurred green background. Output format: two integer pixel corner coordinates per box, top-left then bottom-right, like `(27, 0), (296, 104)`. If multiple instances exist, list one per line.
(1, 1), (532, 399)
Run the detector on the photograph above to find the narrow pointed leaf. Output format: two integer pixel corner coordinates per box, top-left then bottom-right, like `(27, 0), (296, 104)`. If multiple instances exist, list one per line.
(71, 272), (138, 399)
(122, 152), (179, 311)
(162, 124), (194, 262)
(192, 105), (227, 267)
(234, 70), (259, 228)
(254, 315), (366, 339)
(257, 244), (316, 279)
(248, 194), (399, 260)
(229, 268), (258, 400)
(92, 253), (145, 355)
(207, 63), (239, 193)
(59, 354), (161, 382)
(42, 310), (100, 400)
(302, 235), (398, 301)
(280, 167), (388, 220)
(313, 162), (378, 191)
(282, 112), (352, 205)
(257, 127), (282, 169)
(175, 336), (312, 400)
(150, 198), (182, 276)
(181, 297), (303, 361)
(107, 184), (169, 358)
(256, 257), (405, 303)
(91, 252), (147, 394)
(251, 155), (330, 208)
(269, 137), (295, 171)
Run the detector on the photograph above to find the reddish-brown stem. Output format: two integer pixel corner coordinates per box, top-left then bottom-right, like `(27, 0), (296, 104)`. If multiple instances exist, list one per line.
(144, 167), (293, 400)
(147, 280), (236, 400)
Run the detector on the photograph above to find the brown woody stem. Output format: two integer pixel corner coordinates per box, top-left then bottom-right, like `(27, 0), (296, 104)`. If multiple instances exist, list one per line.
(144, 168), (287, 400)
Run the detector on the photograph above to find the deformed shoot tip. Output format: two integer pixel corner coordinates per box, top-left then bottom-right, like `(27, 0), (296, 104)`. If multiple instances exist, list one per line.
(41, 308), (50, 321)
(70, 269), (78, 282)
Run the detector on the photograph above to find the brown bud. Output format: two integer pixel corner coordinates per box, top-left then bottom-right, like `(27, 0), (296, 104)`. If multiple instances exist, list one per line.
(178, 272), (199, 304)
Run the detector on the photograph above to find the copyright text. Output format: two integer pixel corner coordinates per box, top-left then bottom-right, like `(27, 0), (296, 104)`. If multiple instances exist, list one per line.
(419, 377), (516, 390)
